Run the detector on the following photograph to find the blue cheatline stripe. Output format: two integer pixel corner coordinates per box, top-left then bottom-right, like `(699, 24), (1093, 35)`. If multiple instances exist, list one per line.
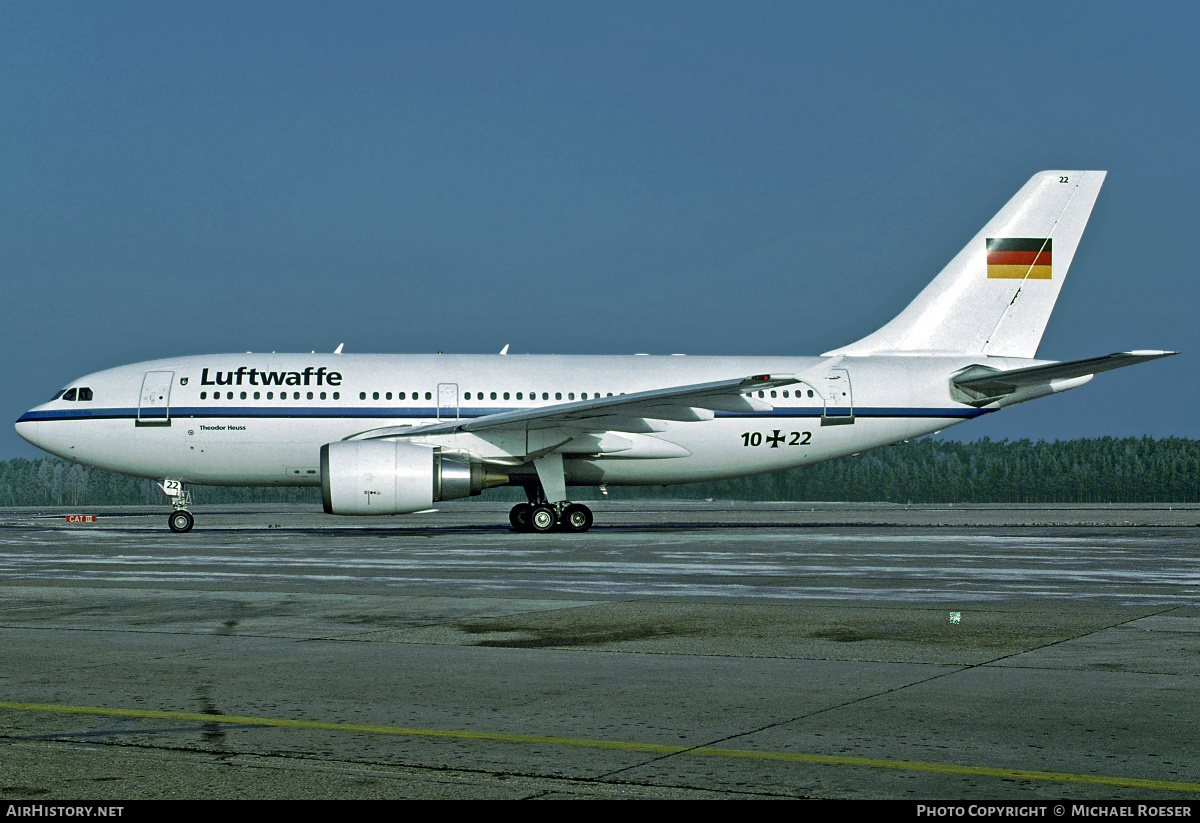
(17, 406), (994, 423)
(17, 405), (992, 425)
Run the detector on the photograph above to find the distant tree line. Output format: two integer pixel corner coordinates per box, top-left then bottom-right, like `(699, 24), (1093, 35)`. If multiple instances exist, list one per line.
(0, 459), (319, 507)
(603, 436), (1200, 504)
(1, 436), (1196, 507)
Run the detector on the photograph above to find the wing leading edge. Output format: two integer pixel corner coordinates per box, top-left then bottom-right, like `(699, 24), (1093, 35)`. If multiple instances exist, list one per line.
(350, 373), (799, 440)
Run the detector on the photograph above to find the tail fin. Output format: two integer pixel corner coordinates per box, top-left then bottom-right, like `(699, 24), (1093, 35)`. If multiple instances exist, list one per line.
(826, 170), (1106, 358)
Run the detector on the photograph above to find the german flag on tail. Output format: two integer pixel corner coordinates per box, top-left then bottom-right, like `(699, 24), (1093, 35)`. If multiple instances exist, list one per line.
(986, 237), (1052, 279)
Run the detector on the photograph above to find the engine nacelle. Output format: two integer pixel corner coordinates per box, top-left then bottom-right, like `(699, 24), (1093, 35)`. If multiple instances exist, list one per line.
(320, 440), (508, 515)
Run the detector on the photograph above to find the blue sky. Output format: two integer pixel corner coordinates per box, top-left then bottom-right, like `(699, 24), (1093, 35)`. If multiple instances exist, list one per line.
(3, 1), (1197, 459)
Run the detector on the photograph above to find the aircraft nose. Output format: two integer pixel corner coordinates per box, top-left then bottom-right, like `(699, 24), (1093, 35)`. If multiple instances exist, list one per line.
(15, 413), (42, 449)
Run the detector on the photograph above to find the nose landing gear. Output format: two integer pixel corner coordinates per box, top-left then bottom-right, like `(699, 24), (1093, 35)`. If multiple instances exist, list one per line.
(169, 509), (195, 533)
(160, 480), (194, 533)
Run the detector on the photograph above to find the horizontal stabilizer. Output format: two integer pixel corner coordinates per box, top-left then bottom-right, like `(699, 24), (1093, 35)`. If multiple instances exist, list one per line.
(953, 351), (1176, 400)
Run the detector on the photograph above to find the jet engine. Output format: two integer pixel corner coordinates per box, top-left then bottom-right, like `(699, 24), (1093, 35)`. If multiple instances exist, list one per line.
(320, 440), (508, 515)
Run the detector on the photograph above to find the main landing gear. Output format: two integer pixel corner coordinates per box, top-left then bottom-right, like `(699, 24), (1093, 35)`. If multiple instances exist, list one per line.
(160, 480), (194, 533)
(509, 454), (593, 533)
(509, 497), (594, 533)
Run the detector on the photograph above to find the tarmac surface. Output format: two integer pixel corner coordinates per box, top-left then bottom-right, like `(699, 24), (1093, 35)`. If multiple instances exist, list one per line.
(0, 500), (1198, 800)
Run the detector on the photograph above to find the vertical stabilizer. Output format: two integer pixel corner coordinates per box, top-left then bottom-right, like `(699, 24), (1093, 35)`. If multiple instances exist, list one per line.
(826, 171), (1106, 358)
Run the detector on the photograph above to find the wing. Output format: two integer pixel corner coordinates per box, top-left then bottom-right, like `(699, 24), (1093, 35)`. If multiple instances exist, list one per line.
(351, 373), (799, 440)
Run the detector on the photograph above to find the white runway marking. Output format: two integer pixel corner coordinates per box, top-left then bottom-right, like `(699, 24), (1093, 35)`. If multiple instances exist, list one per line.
(1, 524), (1196, 604)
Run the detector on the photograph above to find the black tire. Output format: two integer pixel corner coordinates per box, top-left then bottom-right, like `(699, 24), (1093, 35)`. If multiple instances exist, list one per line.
(560, 503), (593, 533)
(529, 504), (558, 533)
(509, 503), (533, 532)
(168, 510), (194, 533)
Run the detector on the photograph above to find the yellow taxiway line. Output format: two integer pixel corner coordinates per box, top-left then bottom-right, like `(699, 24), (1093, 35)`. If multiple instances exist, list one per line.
(3, 700), (1198, 793)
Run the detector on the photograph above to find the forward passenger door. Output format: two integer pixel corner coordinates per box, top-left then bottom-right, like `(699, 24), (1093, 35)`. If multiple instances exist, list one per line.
(137, 370), (174, 426)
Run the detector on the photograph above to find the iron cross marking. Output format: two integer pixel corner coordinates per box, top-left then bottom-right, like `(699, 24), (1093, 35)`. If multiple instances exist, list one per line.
(766, 430), (786, 448)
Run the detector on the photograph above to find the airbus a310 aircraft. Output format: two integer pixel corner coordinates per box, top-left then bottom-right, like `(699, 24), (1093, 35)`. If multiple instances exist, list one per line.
(16, 171), (1175, 533)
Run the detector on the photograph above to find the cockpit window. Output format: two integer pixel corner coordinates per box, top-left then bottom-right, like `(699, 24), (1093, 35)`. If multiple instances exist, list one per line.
(57, 387), (92, 402)
(49, 389), (66, 402)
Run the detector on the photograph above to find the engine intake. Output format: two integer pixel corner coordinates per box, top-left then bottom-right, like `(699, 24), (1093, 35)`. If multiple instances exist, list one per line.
(320, 440), (508, 515)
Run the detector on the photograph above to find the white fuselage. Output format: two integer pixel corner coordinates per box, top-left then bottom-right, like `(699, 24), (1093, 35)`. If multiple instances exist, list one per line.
(16, 352), (1027, 489)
